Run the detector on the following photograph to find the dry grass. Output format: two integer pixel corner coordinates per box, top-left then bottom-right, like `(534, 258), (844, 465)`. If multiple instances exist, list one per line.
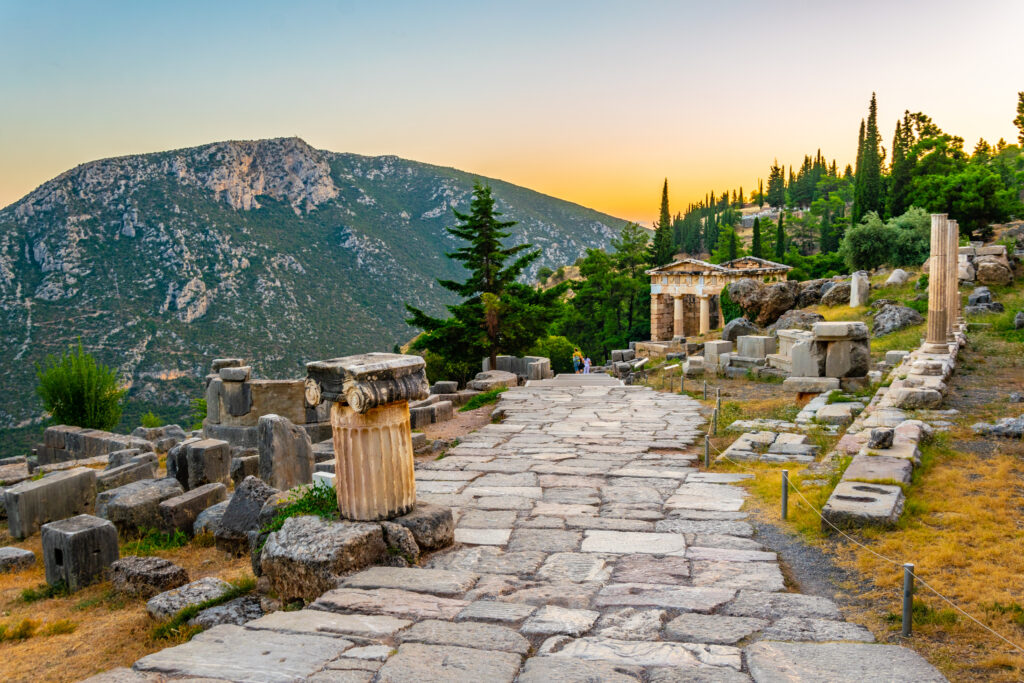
(0, 532), (251, 683)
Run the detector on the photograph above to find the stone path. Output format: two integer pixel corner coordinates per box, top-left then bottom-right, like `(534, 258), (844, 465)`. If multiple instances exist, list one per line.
(119, 377), (945, 682)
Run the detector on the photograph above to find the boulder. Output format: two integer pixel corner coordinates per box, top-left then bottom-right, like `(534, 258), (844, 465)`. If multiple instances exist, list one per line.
(260, 515), (387, 603)
(0, 546), (35, 573)
(721, 317), (758, 342)
(96, 478), (185, 536)
(767, 309), (824, 334)
(105, 448), (143, 469)
(968, 287), (992, 305)
(147, 576), (232, 620)
(727, 278), (762, 312)
(230, 454), (259, 487)
(754, 281), (800, 326)
(381, 521), (420, 567)
(257, 415), (314, 491)
(188, 595), (263, 629)
(820, 281), (852, 306)
(110, 556), (189, 598)
(1016, 311), (1024, 330)
(976, 258), (1013, 285)
(868, 428), (895, 450)
(216, 476), (278, 554)
(965, 303), (1004, 315)
(391, 501), (455, 551)
(194, 499), (231, 536)
(824, 340), (870, 378)
(872, 305), (924, 337)
(885, 269), (910, 286)
(796, 279), (828, 308)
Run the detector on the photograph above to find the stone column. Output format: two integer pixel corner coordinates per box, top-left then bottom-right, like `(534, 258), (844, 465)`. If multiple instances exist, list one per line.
(305, 353), (429, 521)
(673, 296), (684, 338)
(699, 296), (711, 336)
(946, 218), (960, 337)
(923, 213), (949, 352)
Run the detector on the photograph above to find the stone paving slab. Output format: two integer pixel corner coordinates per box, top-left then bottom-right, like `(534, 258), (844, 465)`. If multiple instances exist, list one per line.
(120, 382), (945, 682)
(744, 641), (946, 682)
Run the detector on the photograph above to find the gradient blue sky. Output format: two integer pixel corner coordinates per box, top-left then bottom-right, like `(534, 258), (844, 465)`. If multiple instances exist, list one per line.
(1, 0), (1021, 223)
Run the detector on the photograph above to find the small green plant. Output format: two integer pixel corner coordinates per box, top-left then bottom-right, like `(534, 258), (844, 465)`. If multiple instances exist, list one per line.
(19, 582), (70, 603)
(460, 387), (508, 412)
(140, 411), (163, 428)
(885, 599), (958, 627)
(121, 528), (189, 555)
(152, 576), (256, 640)
(260, 481), (339, 540)
(719, 286), (745, 324)
(189, 397), (207, 431)
(986, 602), (1024, 628)
(73, 588), (126, 612)
(35, 341), (125, 430)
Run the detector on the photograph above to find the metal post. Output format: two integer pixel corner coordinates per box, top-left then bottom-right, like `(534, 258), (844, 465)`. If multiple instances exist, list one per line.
(703, 380), (707, 400)
(781, 470), (789, 520)
(902, 563), (915, 638)
(712, 408), (718, 435)
(704, 434), (710, 468)
(680, 372), (684, 395)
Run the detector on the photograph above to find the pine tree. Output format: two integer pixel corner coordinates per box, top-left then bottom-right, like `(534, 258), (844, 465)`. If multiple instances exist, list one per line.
(751, 217), (762, 258)
(852, 93), (883, 223)
(649, 179), (674, 265)
(406, 183), (561, 377)
(766, 161), (786, 208)
(774, 213), (786, 260)
(887, 115), (913, 218)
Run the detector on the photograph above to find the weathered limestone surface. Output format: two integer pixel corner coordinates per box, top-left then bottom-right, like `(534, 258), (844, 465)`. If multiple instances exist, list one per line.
(41, 514), (118, 591)
(125, 379), (942, 682)
(110, 556), (189, 598)
(5, 467), (97, 539)
(258, 414), (315, 491)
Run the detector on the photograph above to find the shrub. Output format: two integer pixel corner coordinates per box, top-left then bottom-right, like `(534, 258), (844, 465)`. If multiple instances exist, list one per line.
(719, 286), (744, 324)
(840, 207), (930, 271)
(140, 411), (163, 428)
(189, 398), (207, 431)
(460, 387), (507, 412)
(35, 341), (125, 430)
(528, 335), (578, 374)
(261, 481), (339, 539)
(536, 266), (554, 283)
(422, 349), (478, 389)
(121, 528), (189, 555)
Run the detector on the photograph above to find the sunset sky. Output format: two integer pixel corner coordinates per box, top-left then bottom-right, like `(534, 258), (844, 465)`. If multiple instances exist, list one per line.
(1, 0), (1021, 224)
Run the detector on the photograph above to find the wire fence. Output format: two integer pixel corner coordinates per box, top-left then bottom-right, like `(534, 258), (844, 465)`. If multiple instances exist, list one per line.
(696, 398), (1024, 656)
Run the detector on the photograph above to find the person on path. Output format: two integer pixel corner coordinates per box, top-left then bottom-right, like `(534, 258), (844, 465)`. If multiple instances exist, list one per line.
(583, 357), (592, 374)
(572, 347), (584, 374)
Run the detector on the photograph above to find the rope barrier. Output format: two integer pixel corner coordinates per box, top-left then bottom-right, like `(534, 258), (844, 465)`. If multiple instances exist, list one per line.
(703, 432), (1024, 655)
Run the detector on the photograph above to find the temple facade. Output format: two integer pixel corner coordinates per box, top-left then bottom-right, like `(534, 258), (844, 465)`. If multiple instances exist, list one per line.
(647, 256), (791, 340)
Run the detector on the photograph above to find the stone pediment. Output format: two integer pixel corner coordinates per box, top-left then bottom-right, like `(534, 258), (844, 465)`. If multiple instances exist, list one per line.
(646, 258), (726, 276)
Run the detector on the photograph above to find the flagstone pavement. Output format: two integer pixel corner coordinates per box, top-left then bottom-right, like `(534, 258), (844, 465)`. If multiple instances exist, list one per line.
(114, 376), (946, 682)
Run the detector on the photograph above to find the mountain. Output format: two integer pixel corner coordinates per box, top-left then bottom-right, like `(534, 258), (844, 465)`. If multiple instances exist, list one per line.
(0, 137), (626, 439)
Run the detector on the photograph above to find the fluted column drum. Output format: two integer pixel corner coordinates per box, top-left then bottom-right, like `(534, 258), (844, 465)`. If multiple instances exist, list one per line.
(330, 400), (416, 521)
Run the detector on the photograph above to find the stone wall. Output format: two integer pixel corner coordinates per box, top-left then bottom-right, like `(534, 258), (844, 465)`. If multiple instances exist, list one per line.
(36, 426), (152, 466)
(482, 355), (553, 382)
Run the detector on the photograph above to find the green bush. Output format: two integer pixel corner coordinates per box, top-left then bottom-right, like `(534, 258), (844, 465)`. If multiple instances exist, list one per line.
(35, 341), (124, 430)
(422, 349), (478, 389)
(719, 286), (744, 324)
(460, 387), (507, 412)
(528, 335), (578, 374)
(261, 481), (339, 538)
(140, 411), (163, 428)
(840, 207), (930, 271)
(189, 398), (207, 431)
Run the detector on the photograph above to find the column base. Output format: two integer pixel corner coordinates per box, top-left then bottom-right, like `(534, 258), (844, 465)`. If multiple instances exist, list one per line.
(921, 342), (950, 354)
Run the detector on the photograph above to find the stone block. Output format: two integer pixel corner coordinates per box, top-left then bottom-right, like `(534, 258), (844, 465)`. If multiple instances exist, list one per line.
(193, 500), (230, 536)
(790, 341), (825, 377)
(5, 467), (97, 539)
(703, 341), (733, 367)
(885, 268), (909, 286)
(822, 481), (905, 530)
(736, 335), (776, 359)
(431, 381), (459, 394)
(432, 400), (454, 423)
(842, 454), (912, 485)
(261, 516), (387, 603)
(313, 471), (336, 488)
(376, 642), (521, 683)
(185, 439), (231, 490)
(211, 358), (243, 372)
(165, 437), (200, 488)
(219, 365), (251, 381)
(220, 379), (253, 417)
(43, 424), (82, 449)
(0, 546), (35, 573)
(96, 478), (185, 536)
(230, 454), (259, 486)
(812, 321), (869, 340)
(885, 350), (910, 366)
(159, 483), (228, 535)
(146, 576), (232, 620)
(97, 460), (157, 492)
(824, 339), (870, 378)
(782, 377), (840, 394)
(109, 556), (189, 598)
(41, 514), (118, 591)
(815, 403), (855, 427)
(889, 387), (943, 409)
(205, 378), (222, 424)
(257, 414), (314, 491)
(468, 370), (518, 392)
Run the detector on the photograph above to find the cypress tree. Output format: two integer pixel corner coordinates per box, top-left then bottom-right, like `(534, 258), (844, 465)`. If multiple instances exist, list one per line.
(728, 228), (738, 260)
(852, 93), (883, 223)
(758, 179), (764, 208)
(852, 119), (866, 223)
(649, 179), (674, 265)
(738, 186), (744, 205)
(751, 217), (762, 258)
(774, 213), (785, 261)
(887, 115), (913, 218)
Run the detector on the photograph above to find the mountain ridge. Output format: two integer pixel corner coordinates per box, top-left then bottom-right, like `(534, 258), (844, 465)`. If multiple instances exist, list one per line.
(0, 137), (627, 434)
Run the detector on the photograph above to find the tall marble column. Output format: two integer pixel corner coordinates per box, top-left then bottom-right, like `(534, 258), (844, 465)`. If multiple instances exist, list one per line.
(923, 213), (949, 352)
(306, 353), (429, 521)
(946, 218), (959, 341)
(673, 296), (684, 338)
(699, 296), (711, 336)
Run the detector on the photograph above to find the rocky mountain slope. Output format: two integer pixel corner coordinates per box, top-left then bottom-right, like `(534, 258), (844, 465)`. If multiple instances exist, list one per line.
(0, 137), (625, 431)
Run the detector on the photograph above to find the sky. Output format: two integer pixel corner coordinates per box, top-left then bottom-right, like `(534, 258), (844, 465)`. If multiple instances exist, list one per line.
(1, 0), (1021, 224)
